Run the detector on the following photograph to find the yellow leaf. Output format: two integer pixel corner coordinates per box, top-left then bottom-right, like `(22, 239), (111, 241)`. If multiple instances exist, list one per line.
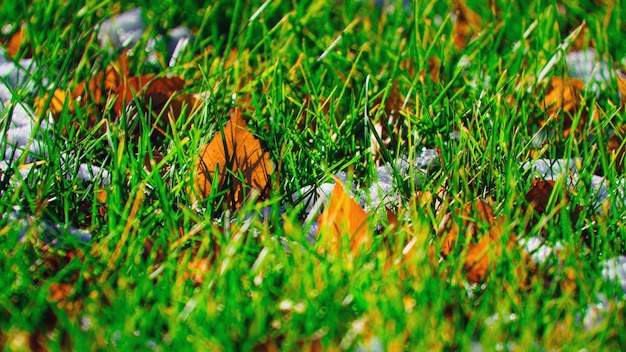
(618, 75), (626, 107)
(35, 89), (73, 119)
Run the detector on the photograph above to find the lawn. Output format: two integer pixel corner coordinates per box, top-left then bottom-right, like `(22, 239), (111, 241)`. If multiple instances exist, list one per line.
(1, 0), (626, 350)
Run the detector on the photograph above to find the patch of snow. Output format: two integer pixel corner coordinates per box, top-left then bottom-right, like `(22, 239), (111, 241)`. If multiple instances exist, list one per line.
(582, 293), (611, 331)
(601, 256), (626, 294)
(97, 8), (145, 50)
(565, 49), (614, 92)
(521, 158), (579, 180)
(519, 236), (564, 265)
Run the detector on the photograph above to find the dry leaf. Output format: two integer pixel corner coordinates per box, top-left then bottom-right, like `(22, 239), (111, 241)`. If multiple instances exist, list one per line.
(541, 76), (597, 138)
(317, 177), (370, 255)
(48, 282), (73, 304)
(35, 89), (73, 119)
(608, 126), (626, 172)
(438, 200), (513, 283)
(196, 108), (273, 210)
(439, 199), (494, 257)
(73, 63), (122, 110)
(383, 206), (438, 281)
(452, 0), (482, 49)
(35, 50), (199, 141)
(525, 178), (556, 215)
(524, 178), (583, 235)
(464, 216), (512, 283)
(5, 25), (30, 58)
(617, 75), (626, 107)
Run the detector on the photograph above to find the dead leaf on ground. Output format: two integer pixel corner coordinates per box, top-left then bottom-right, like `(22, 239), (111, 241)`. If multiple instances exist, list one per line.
(617, 74), (626, 107)
(608, 126), (626, 172)
(524, 178), (583, 235)
(540, 76), (597, 139)
(439, 199), (494, 257)
(35, 89), (74, 120)
(38, 51), (198, 140)
(317, 177), (370, 256)
(196, 108), (273, 211)
(383, 206), (437, 281)
(4, 25), (31, 58)
(439, 199), (516, 283)
(525, 178), (556, 215)
(452, 0), (482, 49)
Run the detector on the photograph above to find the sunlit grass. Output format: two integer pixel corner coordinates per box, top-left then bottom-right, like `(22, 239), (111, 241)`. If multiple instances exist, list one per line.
(1, 0), (625, 350)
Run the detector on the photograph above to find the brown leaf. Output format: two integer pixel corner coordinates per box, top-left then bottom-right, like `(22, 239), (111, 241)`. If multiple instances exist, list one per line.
(608, 126), (626, 172)
(464, 216), (510, 283)
(196, 108), (273, 210)
(452, 0), (482, 49)
(440, 199), (494, 257)
(48, 282), (73, 303)
(541, 76), (597, 138)
(317, 177), (370, 255)
(525, 178), (556, 215)
(438, 199), (512, 283)
(73, 63), (122, 110)
(524, 178), (583, 236)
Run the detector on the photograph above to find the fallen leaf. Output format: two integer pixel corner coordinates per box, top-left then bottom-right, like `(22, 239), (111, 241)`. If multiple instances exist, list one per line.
(439, 199), (494, 257)
(36, 50), (198, 140)
(525, 178), (556, 216)
(608, 126), (626, 172)
(464, 216), (511, 283)
(523, 177), (583, 236)
(35, 89), (73, 119)
(196, 108), (273, 210)
(452, 0), (482, 49)
(48, 282), (73, 304)
(73, 63), (122, 110)
(617, 75), (626, 107)
(5, 25), (30, 58)
(383, 206), (437, 281)
(438, 199), (513, 283)
(317, 177), (370, 255)
(541, 76), (597, 138)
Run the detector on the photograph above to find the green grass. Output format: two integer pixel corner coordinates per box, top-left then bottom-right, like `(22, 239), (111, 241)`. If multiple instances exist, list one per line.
(1, 0), (626, 350)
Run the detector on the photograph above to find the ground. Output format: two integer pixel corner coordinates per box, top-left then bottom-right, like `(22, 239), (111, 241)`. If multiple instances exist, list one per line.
(1, 0), (626, 350)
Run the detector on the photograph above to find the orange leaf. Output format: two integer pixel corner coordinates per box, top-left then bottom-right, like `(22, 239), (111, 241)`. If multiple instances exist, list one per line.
(48, 282), (73, 303)
(196, 108), (273, 210)
(73, 64), (122, 108)
(5, 26), (30, 58)
(114, 73), (156, 115)
(440, 199), (494, 257)
(317, 177), (370, 255)
(618, 75), (626, 107)
(452, 0), (482, 49)
(439, 199), (508, 283)
(541, 76), (597, 138)
(464, 216), (508, 283)
(524, 177), (583, 236)
(114, 74), (198, 138)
